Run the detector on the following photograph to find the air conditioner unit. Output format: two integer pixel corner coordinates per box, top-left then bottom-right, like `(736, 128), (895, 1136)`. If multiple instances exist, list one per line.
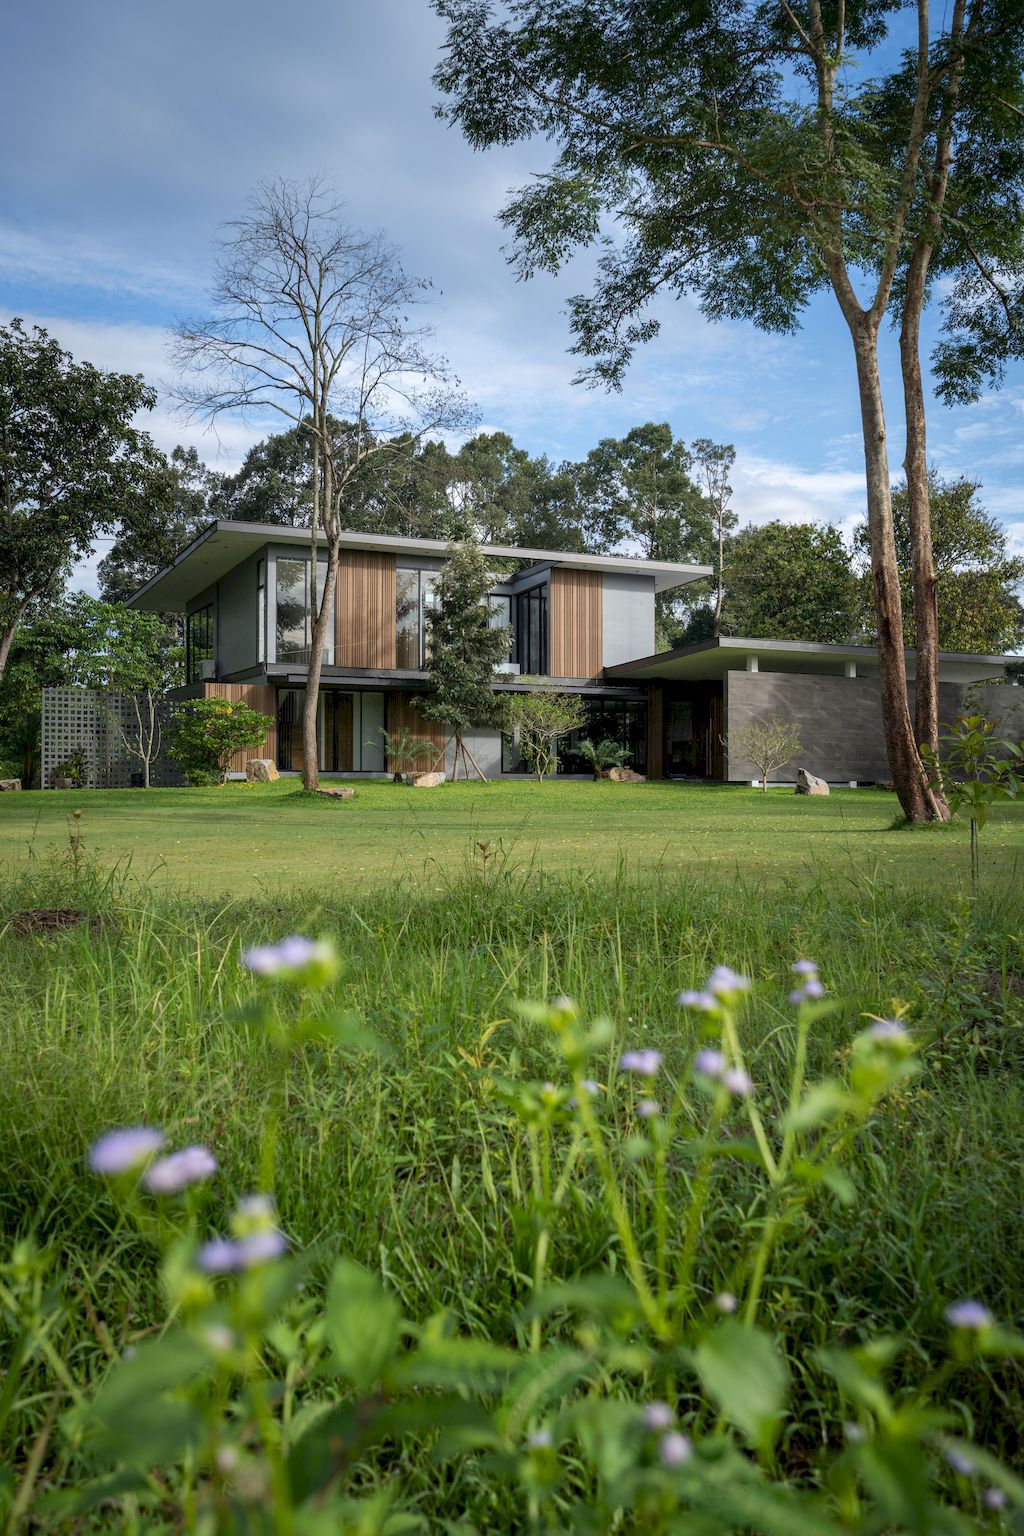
(199, 660), (217, 681)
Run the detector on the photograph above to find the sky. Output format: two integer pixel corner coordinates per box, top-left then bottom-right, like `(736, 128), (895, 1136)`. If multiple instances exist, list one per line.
(1, 0), (1021, 594)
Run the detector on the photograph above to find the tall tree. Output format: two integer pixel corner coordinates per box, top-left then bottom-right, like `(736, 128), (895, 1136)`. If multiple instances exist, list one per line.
(690, 438), (737, 638)
(433, 1), (1024, 820)
(173, 176), (472, 792)
(723, 522), (861, 644)
(854, 474), (1024, 655)
(99, 445), (217, 604)
(417, 538), (512, 779)
(0, 318), (155, 683)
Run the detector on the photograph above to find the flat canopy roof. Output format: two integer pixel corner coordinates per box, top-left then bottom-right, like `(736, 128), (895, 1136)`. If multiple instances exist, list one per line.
(606, 635), (1018, 681)
(128, 519), (713, 610)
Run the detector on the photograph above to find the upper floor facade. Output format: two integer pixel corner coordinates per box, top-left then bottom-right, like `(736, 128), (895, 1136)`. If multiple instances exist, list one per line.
(128, 520), (711, 690)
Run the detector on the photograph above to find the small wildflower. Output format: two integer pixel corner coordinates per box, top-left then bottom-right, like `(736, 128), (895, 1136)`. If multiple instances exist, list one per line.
(551, 995), (576, 1015)
(659, 1431), (692, 1467)
(241, 936), (336, 980)
(144, 1145), (217, 1195)
(619, 1049), (663, 1077)
(791, 960), (818, 977)
(867, 1019), (909, 1043)
(197, 1238), (243, 1275)
(643, 1401), (674, 1431)
(240, 1229), (288, 1266)
(722, 1067), (754, 1097)
(789, 978), (826, 1005)
(203, 1324), (236, 1354)
(580, 1079), (601, 1095)
(843, 1421), (866, 1444)
(527, 1428), (553, 1450)
(707, 965), (750, 999)
(715, 1291), (738, 1314)
(693, 1048), (725, 1080)
(89, 1127), (164, 1176)
(983, 1487), (1007, 1510)
(946, 1447), (975, 1477)
(215, 1446), (239, 1475)
(945, 1300), (993, 1330)
(637, 1098), (660, 1119)
(677, 989), (718, 1011)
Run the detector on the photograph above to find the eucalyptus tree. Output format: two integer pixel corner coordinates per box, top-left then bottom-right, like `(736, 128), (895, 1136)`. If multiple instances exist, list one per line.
(173, 176), (473, 791)
(690, 439), (737, 638)
(433, 0), (1024, 821)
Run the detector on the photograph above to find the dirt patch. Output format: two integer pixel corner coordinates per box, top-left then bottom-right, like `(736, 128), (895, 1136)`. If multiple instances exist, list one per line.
(982, 969), (1024, 1001)
(8, 908), (99, 937)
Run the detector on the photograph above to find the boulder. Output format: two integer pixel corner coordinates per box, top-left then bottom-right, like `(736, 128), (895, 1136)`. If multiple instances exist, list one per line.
(246, 758), (279, 783)
(605, 766), (646, 784)
(316, 786), (355, 800)
(795, 768), (830, 796)
(0, 778), (21, 792)
(409, 771), (446, 788)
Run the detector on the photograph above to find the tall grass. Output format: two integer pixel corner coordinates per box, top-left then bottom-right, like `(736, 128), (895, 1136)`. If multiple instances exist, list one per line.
(1, 847), (1022, 1523)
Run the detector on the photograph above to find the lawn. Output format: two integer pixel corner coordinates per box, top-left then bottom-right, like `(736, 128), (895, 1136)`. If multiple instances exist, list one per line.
(1, 785), (1022, 1530)
(2, 776), (1024, 893)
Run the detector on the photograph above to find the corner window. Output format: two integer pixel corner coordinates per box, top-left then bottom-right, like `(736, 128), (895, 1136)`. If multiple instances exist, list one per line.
(512, 584), (548, 676)
(186, 605), (214, 683)
(275, 557), (335, 665)
(396, 568), (437, 669)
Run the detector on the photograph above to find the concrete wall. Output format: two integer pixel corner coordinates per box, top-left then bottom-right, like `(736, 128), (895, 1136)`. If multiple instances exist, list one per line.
(217, 551), (262, 676)
(723, 670), (1021, 783)
(602, 574), (656, 668)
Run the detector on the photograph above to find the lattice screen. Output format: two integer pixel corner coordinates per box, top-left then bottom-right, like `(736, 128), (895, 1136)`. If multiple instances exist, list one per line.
(41, 688), (184, 789)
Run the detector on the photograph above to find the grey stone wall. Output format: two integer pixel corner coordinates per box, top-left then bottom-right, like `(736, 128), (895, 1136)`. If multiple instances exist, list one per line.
(724, 670), (1023, 783)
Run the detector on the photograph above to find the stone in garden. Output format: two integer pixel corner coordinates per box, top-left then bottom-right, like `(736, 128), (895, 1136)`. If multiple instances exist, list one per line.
(0, 778), (21, 791)
(796, 769), (829, 796)
(606, 766), (646, 784)
(410, 772), (446, 787)
(246, 758), (279, 783)
(316, 786), (355, 799)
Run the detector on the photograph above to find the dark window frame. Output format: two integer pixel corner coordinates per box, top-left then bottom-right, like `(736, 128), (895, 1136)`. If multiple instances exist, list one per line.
(186, 604), (214, 683)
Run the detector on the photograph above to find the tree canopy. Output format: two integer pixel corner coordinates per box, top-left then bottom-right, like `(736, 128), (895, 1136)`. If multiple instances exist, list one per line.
(723, 522), (861, 645)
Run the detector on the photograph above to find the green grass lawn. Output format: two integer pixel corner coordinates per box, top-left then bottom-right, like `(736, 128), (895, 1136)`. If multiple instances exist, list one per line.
(2, 776), (1023, 893)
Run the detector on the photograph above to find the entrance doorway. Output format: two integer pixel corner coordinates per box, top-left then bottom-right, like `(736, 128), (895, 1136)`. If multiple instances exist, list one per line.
(276, 689), (354, 773)
(662, 685), (723, 779)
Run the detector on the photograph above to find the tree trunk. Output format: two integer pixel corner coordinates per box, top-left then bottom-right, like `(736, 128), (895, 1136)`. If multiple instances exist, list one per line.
(850, 322), (941, 822)
(301, 538), (339, 793)
(0, 622), (18, 685)
(713, 509), (724, 637)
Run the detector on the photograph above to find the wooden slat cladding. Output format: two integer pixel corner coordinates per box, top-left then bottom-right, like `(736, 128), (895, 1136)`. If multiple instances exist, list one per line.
(550, 568), (603, 678)
(337, 552), (397, 669)
(386, 691), (446, 772)
(203, 682), (277, 773)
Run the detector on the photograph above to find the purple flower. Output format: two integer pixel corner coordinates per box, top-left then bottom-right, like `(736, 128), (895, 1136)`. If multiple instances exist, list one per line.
(580, 1079), (601, 1095)
(242, 936), (335, 979)
(527, 1428), (553, 1450)
(715, 1291), (738, 1314)
(196, 1229), (288, 1274)
(722, 1067), (754, 1097)
(707, 965), (750, 999)
(643, 1401), (674, 1431)
(945, 1300), (993, 1330)
(637, 1098), (660, 1119)
(983, 1487), (1007, 1510)
(197, 1238), (243, 1274)
(946, 1447), (975, 1477)
(619, 1049), (663, 1078)
(144, 1145), (218, 1195)
(240, 1229), (288, 1266)
(677, 989), (718, 1012)
(868, 1019), (909, 1043)
(693, 1049), (725, 1080)
(659, 1431), (692, 1467)
(89, 1127), (165, 1176)
(789, 978), (826, 1005)
(791, 960), (818, 977)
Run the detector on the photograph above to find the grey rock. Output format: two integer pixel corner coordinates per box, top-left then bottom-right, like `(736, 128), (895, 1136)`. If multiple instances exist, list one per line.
(316, 786), (356, 799)
(605, 766), (646, 784)
(795, 768), (830, 796)
(0, 778), (22, 791)
(246, 758), (280, 783)
(410, 772), (446, 788)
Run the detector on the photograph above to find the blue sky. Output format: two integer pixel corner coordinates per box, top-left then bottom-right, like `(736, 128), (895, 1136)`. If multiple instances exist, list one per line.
(1, 0), (1021, 591)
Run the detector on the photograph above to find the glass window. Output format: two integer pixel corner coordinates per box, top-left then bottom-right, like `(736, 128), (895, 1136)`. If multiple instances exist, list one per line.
(257, 559), (266, 664)
(502, 694), (648, 776)
(275, 557), (334, 665)
(396, 567), (437, 669)
(186, 605), (214, 683)
(512, 585), (548, 676)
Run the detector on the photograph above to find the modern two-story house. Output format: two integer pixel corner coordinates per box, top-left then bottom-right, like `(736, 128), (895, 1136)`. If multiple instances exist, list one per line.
(126, 519), (1021, 784)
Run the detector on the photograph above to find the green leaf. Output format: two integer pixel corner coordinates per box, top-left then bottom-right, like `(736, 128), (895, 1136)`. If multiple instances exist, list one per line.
(391, 1336), (520, 1391)
(784, 1082), (853, 1132)
(693, 1321), (788, 1450)
(524, 1272), (642, 1322)
(324, 1258), (401, 1392)
(70, 1333), (208, 1468)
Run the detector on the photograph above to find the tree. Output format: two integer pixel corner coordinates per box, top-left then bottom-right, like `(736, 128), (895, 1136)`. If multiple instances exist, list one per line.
(854, 474), (1024, 655)
(417, 539), (511, 780)
(433, 1), (1024, 820)
(723, 522), (861, 645)
(727, 716), (803, 793)
(99, 445), (218, 605)
(170, 697), (271, 785)
(503, 685), (587, 780)
(0, 318), (155, 684)
(173, 176), (472, 793)
(72, 601), (183, 789)
(690, 439), (737, 638)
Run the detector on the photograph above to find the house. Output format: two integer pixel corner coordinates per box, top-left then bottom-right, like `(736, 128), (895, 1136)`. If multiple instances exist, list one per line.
(126, 519), (1022, 783)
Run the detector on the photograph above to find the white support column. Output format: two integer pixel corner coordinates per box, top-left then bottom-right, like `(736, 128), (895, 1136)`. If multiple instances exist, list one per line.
(746, 654), (759, 672)
(844, 660), (857, 678)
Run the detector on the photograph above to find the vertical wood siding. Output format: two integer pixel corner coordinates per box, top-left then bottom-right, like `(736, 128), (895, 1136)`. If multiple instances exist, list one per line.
(386, 691), (446, 772)
(337, 552), (397, 669)
(202, 683), (277, 773)
(550, 568), (603, 678)
(646, 684), (664, 779)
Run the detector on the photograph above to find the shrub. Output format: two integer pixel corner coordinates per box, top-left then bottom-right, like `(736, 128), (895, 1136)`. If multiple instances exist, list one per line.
(50, 743), (90, 787)
(504, 685), (587, 780)
(169, 698), (271, 785)
(577, 737), (630, 779)
(726, 715), (801, 792)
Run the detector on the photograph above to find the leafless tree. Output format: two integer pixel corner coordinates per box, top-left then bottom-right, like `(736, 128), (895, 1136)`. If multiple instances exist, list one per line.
(115, 691), (162, 789)
(172, 176), (474, 790)
(726, 716), (802, 793)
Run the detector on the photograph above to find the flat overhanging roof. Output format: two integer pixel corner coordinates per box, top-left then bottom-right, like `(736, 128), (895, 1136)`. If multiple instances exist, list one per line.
(127, 519), (713, 610)
(605, 635), (1019, 681)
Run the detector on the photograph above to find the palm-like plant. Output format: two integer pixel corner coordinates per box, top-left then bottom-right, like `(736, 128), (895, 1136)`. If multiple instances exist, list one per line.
(577, 737), (629, 780)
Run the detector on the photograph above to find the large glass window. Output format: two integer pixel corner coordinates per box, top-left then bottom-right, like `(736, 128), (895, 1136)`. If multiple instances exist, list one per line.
(186, 605), (214, 683)
(512, 584), (548, 676)
(502, 694), (647, 775)
(395, 568), (437, 669)
(275, 557), (334, 665)
(257, 559), (266, 664)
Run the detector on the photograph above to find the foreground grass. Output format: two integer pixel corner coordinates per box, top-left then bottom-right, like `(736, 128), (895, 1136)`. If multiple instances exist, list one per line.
(2, 777), (1024, 894)
(0, 847), (1022, 1526)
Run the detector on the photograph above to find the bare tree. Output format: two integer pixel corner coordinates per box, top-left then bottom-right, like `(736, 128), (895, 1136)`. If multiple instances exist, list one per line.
(690, 439), (736, 638)
(727, 716), (802, 793)
(172, 177), (474, 790)
(115, 690), (162, 790)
